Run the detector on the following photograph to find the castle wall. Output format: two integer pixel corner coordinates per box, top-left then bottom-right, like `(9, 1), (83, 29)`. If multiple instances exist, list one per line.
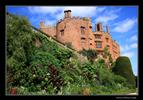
(40, 22), (56, 38)
(39, 10), (120, 62)
(56, 17), (93, 51)
(112, 41), (120, 61)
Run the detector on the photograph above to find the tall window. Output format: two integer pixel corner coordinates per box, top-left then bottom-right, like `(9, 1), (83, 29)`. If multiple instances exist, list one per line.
(95, 41), (102, 48)
(81, 26), (85, 35)
(81, 38), (86, 48)
(60, 29), (64, 36)
(97, 24), (100, 31)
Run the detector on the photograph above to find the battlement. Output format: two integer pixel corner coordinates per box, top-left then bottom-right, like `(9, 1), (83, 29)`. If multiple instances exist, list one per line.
(57, 16), (92, 25)
(47, 25), (56, 28)
(40, 9), (120, 62)
(40, 21), (55, 29)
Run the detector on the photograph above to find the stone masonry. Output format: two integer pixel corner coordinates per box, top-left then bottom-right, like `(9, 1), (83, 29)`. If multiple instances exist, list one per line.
(40, 10), (120, 61)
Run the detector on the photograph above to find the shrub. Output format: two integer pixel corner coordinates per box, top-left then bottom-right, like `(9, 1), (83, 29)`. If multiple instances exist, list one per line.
(6, 13), (71, 94)
(79, 49), (97, 63)
(112, 56), (136, 88)
(7, 13), (135, 95)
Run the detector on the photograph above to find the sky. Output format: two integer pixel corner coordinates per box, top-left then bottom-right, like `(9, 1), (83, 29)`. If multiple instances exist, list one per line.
(6, 6), (138, 76)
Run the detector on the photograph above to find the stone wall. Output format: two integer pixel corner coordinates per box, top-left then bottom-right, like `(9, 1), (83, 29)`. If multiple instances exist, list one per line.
(39, 10), (120, 62)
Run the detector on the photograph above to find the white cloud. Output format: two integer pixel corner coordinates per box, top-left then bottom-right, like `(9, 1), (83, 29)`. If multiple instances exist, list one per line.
(28, 6), (97, 17)
(28, 6), (107, 21)
(45, 20), (56, 26)
(120, 45), (130, 52)
(28, 6), (64, 14)
(120, 42), (137, 52)
(28, 6), (108, 27)
(120, 42), (137, 59)
(94, 8), (121, 24)
(130, 35), (138, 42)
(130, 43), (137, 48)
(94, 14), (118, 24)
(63, 7), (97, 17)
(37, 19), (57, 27)
(113, 18), (137, 33)
(96, 7), (106, 12)
(121, 51), (134, 58)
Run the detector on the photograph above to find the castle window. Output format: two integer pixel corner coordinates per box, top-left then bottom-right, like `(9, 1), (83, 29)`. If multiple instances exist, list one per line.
(60, 29), (64, 36)
(81, 38), (86, 47)
(97, 24), (100, 31)
(95, 34), (101, 39)
(106, 38), (109, 42)
(81, 26), (85, 35)
(89, 26), (92, 29)
(107, 45), (110, 50)
(95, 41), (102, 48)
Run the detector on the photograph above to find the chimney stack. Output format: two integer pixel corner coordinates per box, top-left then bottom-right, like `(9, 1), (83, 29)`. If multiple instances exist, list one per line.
(64, 10), (72, 19)
(96, 22), (103, 31)
(106, 25), (110, 33)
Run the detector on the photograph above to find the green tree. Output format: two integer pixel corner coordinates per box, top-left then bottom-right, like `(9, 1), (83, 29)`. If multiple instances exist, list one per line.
(112, 56), (136, 88)
(103, 47), (110, 58)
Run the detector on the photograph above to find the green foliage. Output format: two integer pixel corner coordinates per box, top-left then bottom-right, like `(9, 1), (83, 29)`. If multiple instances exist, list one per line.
(6, 14), (72, 94)
(135, 76), (138, 88)
(112, 56), (136, 88)
(111, 61), (116, 69)
(103, 47), (110, 57)
(98, 68), (113, 86)
(7, 13), (135, 95)
(109, 54), (113, 64)
(79, 49), (97, 63)
(98, 58), (105, 64)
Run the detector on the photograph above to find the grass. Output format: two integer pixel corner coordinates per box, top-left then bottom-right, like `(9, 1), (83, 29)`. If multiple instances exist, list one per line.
(12, 86), (136, 95)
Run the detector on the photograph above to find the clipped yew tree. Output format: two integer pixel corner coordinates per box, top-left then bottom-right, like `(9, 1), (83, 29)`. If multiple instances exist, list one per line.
(112, 56), (135, 88)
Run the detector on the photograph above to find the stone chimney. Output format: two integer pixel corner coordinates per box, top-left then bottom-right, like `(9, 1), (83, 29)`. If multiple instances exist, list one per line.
(64, 10), (72, 19)
(96, 22), (103, 31)
(106, 25), (110, 33)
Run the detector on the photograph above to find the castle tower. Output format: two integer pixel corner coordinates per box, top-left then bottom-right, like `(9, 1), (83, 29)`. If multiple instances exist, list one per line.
(64, 10), (72, 19)
(106, 25), (110, 33)
(96, 22), (103, 31)
(40, 21), (45, 28)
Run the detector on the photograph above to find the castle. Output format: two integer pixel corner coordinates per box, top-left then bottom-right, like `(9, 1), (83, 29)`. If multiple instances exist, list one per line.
(40, 10), (120, 61)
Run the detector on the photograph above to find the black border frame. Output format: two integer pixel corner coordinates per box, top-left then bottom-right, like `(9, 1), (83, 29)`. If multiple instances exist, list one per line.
(0, 0), (142, 99)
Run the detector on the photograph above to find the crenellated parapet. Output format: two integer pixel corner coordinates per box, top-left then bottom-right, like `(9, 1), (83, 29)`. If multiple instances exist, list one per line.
(39, 9), (120, 62)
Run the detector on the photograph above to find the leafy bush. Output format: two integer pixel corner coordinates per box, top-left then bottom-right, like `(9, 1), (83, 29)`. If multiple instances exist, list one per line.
(7, 13), (135, 95)
(6, 13), (72, 94)
(79, 49), (97, 63)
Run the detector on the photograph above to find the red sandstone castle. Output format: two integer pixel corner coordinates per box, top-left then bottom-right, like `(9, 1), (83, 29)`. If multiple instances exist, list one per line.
(40, 10), (120, 61)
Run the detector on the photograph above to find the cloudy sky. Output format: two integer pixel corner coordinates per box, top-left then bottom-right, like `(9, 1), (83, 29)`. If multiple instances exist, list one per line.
(6, 6), (138, 76)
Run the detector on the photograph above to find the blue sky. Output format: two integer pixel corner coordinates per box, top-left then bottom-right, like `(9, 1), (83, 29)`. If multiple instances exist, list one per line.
(6, 6), (138, 76)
